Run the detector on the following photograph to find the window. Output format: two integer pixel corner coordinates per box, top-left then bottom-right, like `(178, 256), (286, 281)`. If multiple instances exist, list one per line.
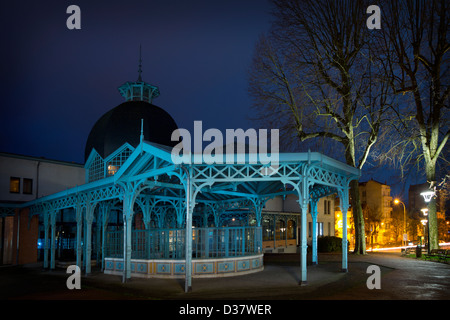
(23, 178), (33, 194)
(318, 222), (324, 237)
(276, 220), (286, 240)
(324, 200), (331, 215)
(10, 177), (20, 193)
(263, 219), (273, 241)
(107, 165), (119, 176)
(287, 220), (296, 239)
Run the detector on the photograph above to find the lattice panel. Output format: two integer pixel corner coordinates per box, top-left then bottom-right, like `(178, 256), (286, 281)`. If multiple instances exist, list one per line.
(106, 147), (133, 176)
(308, 166), (347, 188)
(88, 153), (105, 182)
(192, 162), (306, 183)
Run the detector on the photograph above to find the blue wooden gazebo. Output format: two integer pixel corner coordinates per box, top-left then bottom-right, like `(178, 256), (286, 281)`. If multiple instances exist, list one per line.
(21, 138), (359, 292)
(1, 70), (360, 293)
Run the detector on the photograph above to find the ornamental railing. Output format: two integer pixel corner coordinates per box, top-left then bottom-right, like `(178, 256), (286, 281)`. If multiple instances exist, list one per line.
(105, 226), (262, 260)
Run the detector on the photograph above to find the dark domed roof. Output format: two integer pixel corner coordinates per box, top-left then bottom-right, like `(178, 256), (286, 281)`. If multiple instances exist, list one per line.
(85, 100), (178, 161)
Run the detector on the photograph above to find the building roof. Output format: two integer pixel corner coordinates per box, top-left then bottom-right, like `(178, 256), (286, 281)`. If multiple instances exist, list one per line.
(0, 151), (84, 168)
(359, 178), (389, 187)
(84, 100), (178, 161)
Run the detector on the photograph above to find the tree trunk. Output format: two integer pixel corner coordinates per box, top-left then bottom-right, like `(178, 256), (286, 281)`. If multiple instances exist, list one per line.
(425, 161), (439, 251)
(350, 179), (366, 254)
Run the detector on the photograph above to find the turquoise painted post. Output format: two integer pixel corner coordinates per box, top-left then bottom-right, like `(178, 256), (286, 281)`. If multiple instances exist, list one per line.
(185, 203), (193, 292)
(254, 201), (263, 254)
(50, 211), (56, 270)
(310, 199), (318, 265)
(83, 220), (87, 270)
(299, 199), (308, 285)
(341, 205), (349, 272)
(122, 187), (134, 282)
(75, 202), (83, 270)
(183, 165), (194, 293)
(142, 204), (151, 260)
(96, 217), (101, 268)
(85, 203), (94, 274)
(43, 211), (49, 269)
(85, 220), (92, 274)
(100, 204), (109, 271)
(124, 215), (133, 280)
(339, 190), (349, 272)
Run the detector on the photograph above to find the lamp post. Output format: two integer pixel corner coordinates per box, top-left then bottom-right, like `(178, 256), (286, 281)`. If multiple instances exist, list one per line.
(421, 208), (429, 254)
(420, 219), (427, 248)
(420, 190), (435, 255)
(394, 199), (407, 248)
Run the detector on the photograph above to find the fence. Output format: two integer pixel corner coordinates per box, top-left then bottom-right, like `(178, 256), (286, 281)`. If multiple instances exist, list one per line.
(105, 226), (262, 260)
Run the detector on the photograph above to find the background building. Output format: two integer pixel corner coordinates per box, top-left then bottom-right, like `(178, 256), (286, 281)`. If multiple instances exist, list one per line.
(335, 179), (396, 249)
(359, 179), (394, 246)
(263, 194), (335, 253)
(0, 152), (84, 265)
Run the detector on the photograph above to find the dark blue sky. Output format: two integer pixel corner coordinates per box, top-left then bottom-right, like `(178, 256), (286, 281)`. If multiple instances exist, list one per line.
(0, 0), (273, 163)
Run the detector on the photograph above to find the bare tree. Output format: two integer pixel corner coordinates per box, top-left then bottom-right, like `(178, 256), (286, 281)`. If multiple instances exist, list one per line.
(379, 0), (449, 250)
(248, 0), (394, 254)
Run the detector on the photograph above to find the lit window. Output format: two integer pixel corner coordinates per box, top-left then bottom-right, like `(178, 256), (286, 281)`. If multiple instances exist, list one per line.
(317, 222), (324, 237)
(108, 165), (119, 176)
(10, 177), (20, 193)
(23, 178), (33, 194)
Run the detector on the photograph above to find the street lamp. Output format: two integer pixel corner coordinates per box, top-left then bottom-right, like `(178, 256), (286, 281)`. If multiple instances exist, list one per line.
(420, 190), (435, 203)
(420, 218), (428, 250)
(420, 209), (429, 251)
(394, 199), (407, 248)
(420, 189), (435, 255)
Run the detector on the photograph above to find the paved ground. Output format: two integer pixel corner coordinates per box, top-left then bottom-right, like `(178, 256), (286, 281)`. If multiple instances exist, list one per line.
(0, 252), (449, 301)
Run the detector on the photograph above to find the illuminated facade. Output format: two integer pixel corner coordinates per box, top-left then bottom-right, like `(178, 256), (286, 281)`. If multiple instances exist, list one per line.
(360, 179), (394, 245)
(335, 180), (397, 249)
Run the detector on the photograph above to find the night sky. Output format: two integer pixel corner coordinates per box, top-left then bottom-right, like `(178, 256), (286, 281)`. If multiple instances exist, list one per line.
(0, 0), (272, 163)
(0, 1), (430, 199)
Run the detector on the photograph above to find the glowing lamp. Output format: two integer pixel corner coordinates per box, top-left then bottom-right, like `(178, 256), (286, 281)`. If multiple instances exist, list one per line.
(420, 190), (435, 203)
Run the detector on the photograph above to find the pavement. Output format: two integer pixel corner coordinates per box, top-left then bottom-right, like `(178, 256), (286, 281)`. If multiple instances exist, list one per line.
(1, 252), (449, 301)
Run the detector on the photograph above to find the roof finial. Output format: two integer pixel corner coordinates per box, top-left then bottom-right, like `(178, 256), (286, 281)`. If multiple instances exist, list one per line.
(138, 44), (143, 82)
(118, 44), (160, 102)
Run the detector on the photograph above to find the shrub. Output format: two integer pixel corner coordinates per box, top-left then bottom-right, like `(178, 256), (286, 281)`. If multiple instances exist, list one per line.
(317, 236), (348, 252)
